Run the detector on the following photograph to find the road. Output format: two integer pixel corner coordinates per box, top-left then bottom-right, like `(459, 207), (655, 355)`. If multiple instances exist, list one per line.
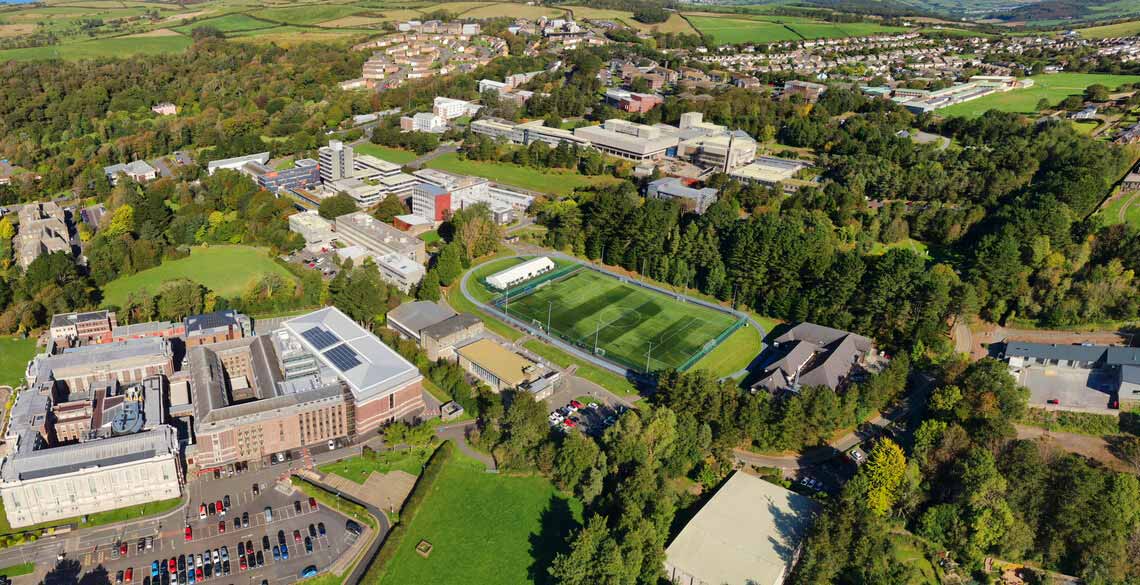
(289, 474), (389, 585)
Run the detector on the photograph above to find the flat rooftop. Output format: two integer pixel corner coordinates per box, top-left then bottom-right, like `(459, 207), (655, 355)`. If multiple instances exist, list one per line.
(283, 307), (420, 401)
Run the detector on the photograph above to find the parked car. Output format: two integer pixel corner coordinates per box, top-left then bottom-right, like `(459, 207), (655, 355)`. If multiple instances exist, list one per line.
(308, 524), (316, 538)
(222, 495), (230, 510)
(262, 536), (271, 551)
(218, 521), (225, 534)
(255, 551), (264, 567)
(304, 537), (312, 554)
(252, 483), (260, 496)
(116, 570), (124, 584)
(569, 400), (584, 410)
(138, 538), (146, 552)
(1047, 398), (1060, 405)
(280, 545), (288, 560)
(264, 506), (273, 522)
(120, 542), (128, 556)
(293, 500), (302, 514)
(207, 502), (215, 517)
(300, 566), (318, 578)
(237, 542), (245, 558)
(309, 496), (318, 510)
(242, 512), (249, 528)
(272, 546), (280, 562)
(216, 500), (225, 516)
(317, 522), (326, 536)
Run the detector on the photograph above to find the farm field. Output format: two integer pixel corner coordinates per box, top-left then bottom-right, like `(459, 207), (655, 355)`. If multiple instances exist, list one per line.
(0, 337), (36, 389)
(938, 73), (1140, 118)
(377, 450), (582, 585)
(172, 13), (275, 33)
(0, 34), (191, 61)
(354, 143), (417, 164)
(686, 13), (906, 44)
(461, 2), (564, 19)
(425, 153), (619, 195)
(500, 268), (740, 372)
(1075, 19), (1140, 38)
(565, 6), (696, 33)
(100, 245), (297, 307)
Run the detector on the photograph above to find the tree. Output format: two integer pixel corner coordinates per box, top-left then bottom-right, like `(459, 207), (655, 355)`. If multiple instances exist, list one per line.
(1085, 84), (1110, 102)
(416, 270), (441, 301)
(105, 204), (135, 237)
(860, 438), (907, 516)
(318, 193), (357, 220)
(371, 194), (408, 223)
(434, 242), (463, 286)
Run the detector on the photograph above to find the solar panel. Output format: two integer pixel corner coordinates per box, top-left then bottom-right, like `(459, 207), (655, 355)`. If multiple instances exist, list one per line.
(324, 345), (362, 371)
(301, 327), (340, 350)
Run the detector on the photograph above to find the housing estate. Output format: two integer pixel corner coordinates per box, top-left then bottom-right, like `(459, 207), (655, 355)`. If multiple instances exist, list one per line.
(751, 323), (876, 395)
(664, 471), (818, 585)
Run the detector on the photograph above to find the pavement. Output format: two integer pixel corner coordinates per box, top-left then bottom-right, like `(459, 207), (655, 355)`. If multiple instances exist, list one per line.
(0, 444), (387, 585)
(404, 144), (459, 170)
(435, 422), (495, 471)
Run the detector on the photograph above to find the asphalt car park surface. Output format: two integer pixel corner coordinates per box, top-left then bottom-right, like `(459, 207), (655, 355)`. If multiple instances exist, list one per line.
(77, 466), (357, 585)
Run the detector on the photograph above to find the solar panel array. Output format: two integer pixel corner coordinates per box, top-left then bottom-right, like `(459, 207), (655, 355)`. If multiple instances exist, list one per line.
(301, 326), (340, 350)
(324, 345), (362, 371)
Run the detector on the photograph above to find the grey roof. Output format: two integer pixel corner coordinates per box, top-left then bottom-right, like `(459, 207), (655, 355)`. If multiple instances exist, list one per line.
(185, 309), (242, 336)
(420, 313), (481, 340)
(282, 307), (420, 401)
(103, 160), (156, 177)
(33, 338), (169, 386)
(111, 321), (176, 338)
(754, 323), (872, 393)
(50, 310), (112, 329)
(1005, 341), (1112, 364)
(1106, 346), (1140, 368)
(189, 336), (282, 423)
(1122, 365), (1140, 385)
(664, 471), (818, 585)
(387, 301), (456, 338)
(0, 425), (177, 482)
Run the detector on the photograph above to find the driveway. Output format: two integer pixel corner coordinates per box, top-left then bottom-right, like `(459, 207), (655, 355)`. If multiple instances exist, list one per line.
(1017, 366), (1118, 412)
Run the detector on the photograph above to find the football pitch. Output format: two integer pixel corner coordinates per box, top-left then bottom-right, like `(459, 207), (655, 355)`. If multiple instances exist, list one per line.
(498, 268), (741, 372)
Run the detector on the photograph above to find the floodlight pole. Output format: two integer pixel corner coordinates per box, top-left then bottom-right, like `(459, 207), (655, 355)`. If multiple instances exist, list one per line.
(594, 321), (601, 354)
(646, 341), (655, 373)
(547, 301), (552, 333)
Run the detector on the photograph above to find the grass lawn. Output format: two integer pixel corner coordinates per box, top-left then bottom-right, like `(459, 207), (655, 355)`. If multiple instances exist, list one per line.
(889, 534), (939, 585)
(0, 497), (181, 537)
(425, 153), (618, 195)
(354, 143), (417, 165)
(688, 321), (763, 378)
(504, 268), (739, 372)
(318, 448), (433, 483)
(100, 245), (297, 307)
(0, 337), (36, 389)
(418, 230), (441, 244)
(1071, 119), (1100, 136)
(522, 340), (638, 397)
(938, 73), (1140, 118)
(172, 13), (273, 33)
(0, 563), (34, 578)
(0, 34), (191, 61)
(377, 451), (582, 585)
(257, 5), (364, 24)
(869, 238), (930, 258)
(1076, 19), (1140, 38)
(1098, 190), (1140, 229)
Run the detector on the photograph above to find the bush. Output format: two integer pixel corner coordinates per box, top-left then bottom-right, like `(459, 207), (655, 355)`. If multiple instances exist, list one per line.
(1018, 408), (1121, 436)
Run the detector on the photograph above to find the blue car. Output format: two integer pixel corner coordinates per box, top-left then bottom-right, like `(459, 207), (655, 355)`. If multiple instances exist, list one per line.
(281, 545), (289, 560)
(299, 566), (318, 579)
(187, 570), (195, 585)
(272, 546), (280, 561)
(152, 562), (160, 577)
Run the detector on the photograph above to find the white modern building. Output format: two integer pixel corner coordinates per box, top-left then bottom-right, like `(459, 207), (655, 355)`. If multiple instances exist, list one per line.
(335, 212), (427, 264)
(288, 212), (337, 248)
(318, 140), (354, 183)
(486, 256), (555, 290)
(574, 119), (679, 161)
(432, 97), (482, 120)
(207, 152), (270, 176)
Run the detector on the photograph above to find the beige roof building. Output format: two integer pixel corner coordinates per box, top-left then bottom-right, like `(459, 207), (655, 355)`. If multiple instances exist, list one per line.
(15, 201), (70, 269)
(665, 471), (818, 585)
(456, 339), (545, 392)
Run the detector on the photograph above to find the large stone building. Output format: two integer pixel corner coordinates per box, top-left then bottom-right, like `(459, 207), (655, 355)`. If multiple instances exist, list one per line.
(15, 201), (70, 270)
(28, 337), (175, 394)
(188, 307), (424, 471)
(0, 425), (181, 528)
(49, 310), (118, 345)
(387, 301), (483, 360)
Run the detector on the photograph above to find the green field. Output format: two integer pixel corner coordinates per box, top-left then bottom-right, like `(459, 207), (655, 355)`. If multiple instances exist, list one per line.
(0, 563), (34, 578)
(689, 320), (763, 378)
(0, 337), (36, 389)
(938, 73), (1140, 118)
(378, 450), (582, 585)
(318, 449), (433, 483)
(425, 153), (618, 196)
(499, 268), (740, 372)
(869, 238), (930, 258)
(0, 34), (192, 61)
(686, 13), (905, 45)
(354, 143), (418, 165)
(1100, 190), (1140, 228)
(173, 13), (275, 33)
(100, 245), (297, 307)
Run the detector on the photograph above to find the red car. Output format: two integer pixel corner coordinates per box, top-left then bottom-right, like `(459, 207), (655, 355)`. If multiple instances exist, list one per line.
(184, 525), (193, 541)
(563, 419), (577, 428)
(309, 497), (318, 510)
(569, 400), (584, 410)
(1047, 399), (1061, 405)
(124, 568), (132, 584)
(195, 568), (202, 581)
(216, 499), (225, 516)
(218, 520), (226, 534)
(168, 559), (176, 574)
(120, 542), (128, 556)
(294, 529), (302, 544)
(239, 557), (247, 571)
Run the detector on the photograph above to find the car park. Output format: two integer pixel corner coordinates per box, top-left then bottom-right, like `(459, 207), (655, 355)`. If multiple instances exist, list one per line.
(293, 500), (302, 514)
(237, 542), (245, 558)
(252, 483), (259, 496)
(151, 561), (159, 577)
(281, 545), (289, 560)
(215, 500), (225, 516)
(309, 496), (318, 510)
(262, 536), (270, 551)
(222, 495), (230, 510)
(232, 517), (240, 530)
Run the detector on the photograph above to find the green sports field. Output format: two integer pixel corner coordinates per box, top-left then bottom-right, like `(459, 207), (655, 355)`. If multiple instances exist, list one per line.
(937, 73), (1140, 118)
(499, 268), (740, 372)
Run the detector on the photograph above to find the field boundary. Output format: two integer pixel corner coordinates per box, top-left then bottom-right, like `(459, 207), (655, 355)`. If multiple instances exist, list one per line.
(488, 262), (741, 373)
